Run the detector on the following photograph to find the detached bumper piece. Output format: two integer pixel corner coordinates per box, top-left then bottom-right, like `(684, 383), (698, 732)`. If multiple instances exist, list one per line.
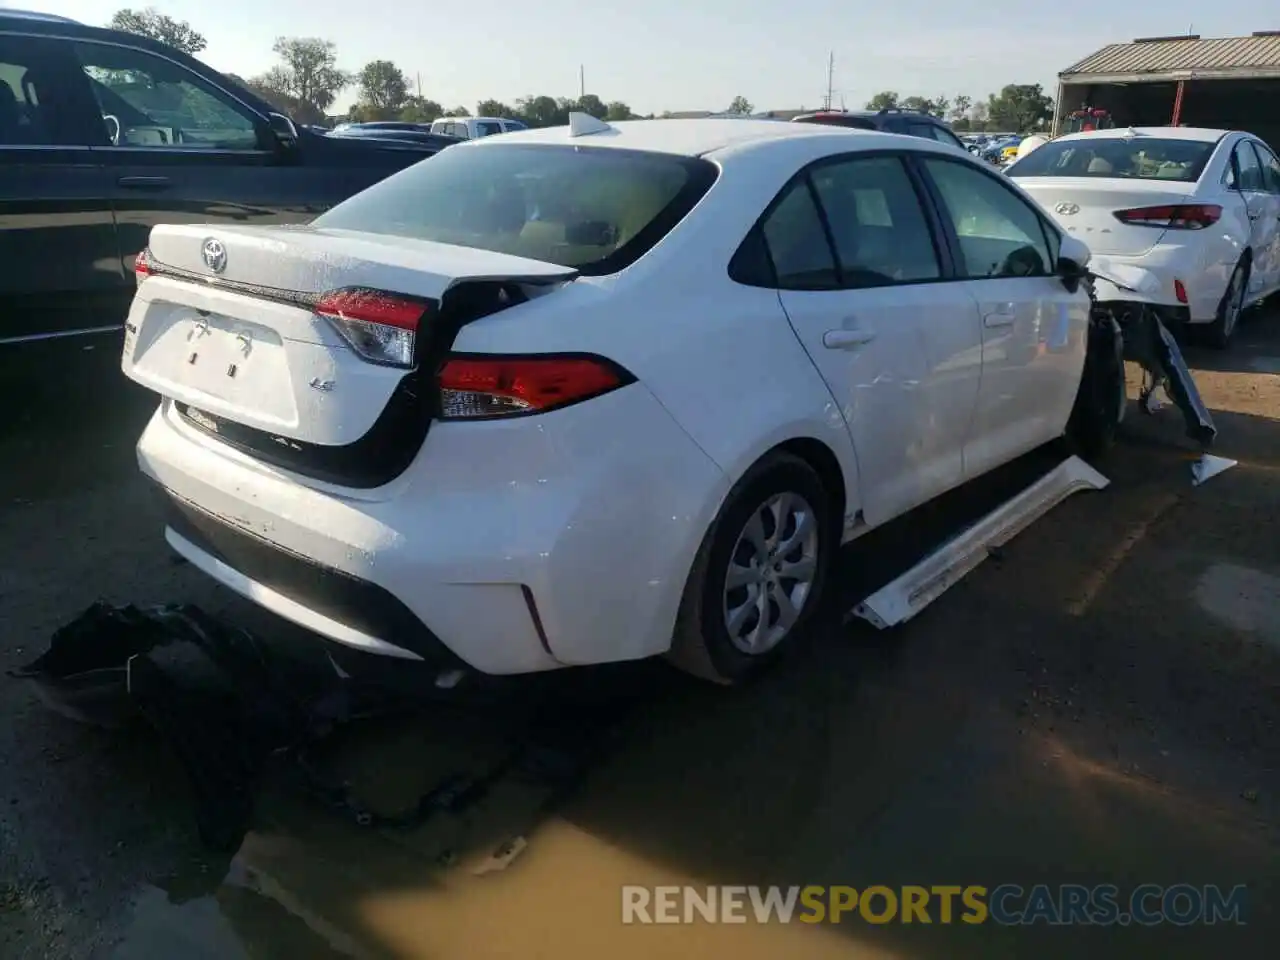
(13, 602), (619, 855)
(849, 456), (1110, 630)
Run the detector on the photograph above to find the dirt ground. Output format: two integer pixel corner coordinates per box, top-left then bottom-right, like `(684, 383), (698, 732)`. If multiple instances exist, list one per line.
(1, 314), (1278, 959)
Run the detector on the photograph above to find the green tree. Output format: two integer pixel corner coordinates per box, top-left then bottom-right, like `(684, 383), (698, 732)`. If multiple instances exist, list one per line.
(604, 101), (634, 121)
(253, 38), (351, 121)
(108, 7), (206, 54)
(865, 91), (899, 110)
(445, 105), (471, 117)
(516, 95), (566, 127)
(950, 95), (972, 122)
(399, 96), (444, 123)
(727, 95), (753, 115)
(987, 84), (1054, 133)
(355, 60), (410, 120)
(476, 99), (515, 118)
(575, 93), (608, 119)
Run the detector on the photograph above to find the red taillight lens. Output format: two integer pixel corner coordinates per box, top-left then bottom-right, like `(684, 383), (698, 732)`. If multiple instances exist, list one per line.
(134, 248), (152, 283)
(437, 354), (634, 419)
(315, 288), (427, 368)
(1114, 204), (1222, 230)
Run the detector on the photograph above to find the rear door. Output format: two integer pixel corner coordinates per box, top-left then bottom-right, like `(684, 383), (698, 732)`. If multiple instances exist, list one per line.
(68, 38), (336, 274)
(766, 152), (983, 525)
(0, 33), (119, 344)
(918, 155), (1090, 476)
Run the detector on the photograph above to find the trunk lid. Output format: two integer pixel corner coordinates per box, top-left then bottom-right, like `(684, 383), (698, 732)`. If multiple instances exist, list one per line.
(123, 223), (576, 488)
(1013, 177), (1199, 256)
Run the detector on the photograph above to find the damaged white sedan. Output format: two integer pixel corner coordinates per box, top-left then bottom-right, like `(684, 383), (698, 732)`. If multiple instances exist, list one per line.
(122, 114), (1121, 685)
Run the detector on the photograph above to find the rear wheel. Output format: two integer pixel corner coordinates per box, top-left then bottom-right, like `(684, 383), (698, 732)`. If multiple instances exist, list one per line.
(667, 453), (834, 685)
(1064, 314), (1125, 462)
(1206, 258), (1249, 349)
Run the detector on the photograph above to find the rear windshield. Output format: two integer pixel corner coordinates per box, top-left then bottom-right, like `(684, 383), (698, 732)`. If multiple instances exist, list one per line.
(1008, 136), (1216, 182)
(795, 115), (877, 130)
(313, 143), (719, 275)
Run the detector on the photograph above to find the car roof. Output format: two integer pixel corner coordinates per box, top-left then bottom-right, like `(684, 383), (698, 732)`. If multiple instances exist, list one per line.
(473, 117), (871, 157)
(1054, 126), (1231, 145)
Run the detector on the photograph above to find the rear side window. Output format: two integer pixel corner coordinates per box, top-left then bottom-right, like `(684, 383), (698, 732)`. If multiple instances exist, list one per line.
(0, 36), (78, 145)
(1254, 141), (1280, 193)
(314, 143), (719, 275)
(1008, 136), (1215, 183)
(808, 155), (941, 286)
(760, 181), (839, 289)
(1236, 141), (1266, 191)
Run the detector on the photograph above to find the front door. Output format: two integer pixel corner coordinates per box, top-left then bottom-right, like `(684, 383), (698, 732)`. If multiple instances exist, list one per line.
(0, 34), (118, 344)
(765, 153), (983, 526)
(66, 38), (334, 276)
(918, 155), (1091, 477)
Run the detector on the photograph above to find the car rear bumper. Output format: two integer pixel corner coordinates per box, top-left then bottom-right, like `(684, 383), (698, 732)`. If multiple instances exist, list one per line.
(1089, 244), (1234, 325)
(135, 385), (728, 676)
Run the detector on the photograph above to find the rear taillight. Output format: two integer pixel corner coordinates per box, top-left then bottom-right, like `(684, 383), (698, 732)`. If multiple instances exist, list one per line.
(1113, 204), (1222, 230)
(437, 353), (634, 419)
(315, 288), (427, 368)
(134, 248), (152, 284)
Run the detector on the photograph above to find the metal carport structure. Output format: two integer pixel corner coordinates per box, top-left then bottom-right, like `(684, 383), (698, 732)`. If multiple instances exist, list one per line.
(1055, 31), (1280, 146)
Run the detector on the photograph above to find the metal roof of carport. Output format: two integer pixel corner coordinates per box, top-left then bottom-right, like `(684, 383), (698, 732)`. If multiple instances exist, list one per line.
(1061, 33), (1280, 83)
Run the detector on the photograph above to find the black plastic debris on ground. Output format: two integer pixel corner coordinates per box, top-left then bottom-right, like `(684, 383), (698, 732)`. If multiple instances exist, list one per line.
(13, 602), (628, 855)
(11, 602), (376, 851)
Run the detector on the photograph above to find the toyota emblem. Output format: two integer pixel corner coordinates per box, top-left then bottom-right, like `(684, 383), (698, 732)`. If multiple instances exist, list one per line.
(201, 237), (227, 273)
(1054, 202), (1080, 216)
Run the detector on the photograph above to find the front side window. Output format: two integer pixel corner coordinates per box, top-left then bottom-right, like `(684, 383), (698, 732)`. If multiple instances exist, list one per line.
(1008, 135), (1215, 183)
(314, 143), (718, 275)
(923, 158), (1053, 279)
(808, 155), (941, 287)
(475, 121), (504, 137)
(74, 41), (261, 150)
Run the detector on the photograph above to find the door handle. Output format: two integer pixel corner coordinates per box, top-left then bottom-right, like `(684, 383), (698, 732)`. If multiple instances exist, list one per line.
(117, 176), (172, 189)
(983, 312), (1016, 328)
(822, 328), (876, 349)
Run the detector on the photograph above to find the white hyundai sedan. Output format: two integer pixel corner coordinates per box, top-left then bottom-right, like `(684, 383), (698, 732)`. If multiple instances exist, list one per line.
(1007, 126), (1280, 348)
(122, 116), (1115, 686)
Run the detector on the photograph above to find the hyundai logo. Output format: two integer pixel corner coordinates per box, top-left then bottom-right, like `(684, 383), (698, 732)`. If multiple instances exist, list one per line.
(1054, 202), (1081, 216)
(201, 237), (227, 273)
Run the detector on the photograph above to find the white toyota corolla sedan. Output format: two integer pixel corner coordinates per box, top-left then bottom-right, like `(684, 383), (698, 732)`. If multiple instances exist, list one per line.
(122, 115), (1115, 686)
(1007, 126), (1280, 348)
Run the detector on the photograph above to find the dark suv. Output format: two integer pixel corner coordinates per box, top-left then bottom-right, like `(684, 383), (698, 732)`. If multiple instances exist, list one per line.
(792, 107), (966, 150)
(0, 11), (444, 347)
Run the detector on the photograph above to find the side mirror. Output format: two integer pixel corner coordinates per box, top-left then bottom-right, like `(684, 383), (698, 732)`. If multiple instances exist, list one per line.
(267, 112), (299, 150)
(1056, 234), (1091, 293)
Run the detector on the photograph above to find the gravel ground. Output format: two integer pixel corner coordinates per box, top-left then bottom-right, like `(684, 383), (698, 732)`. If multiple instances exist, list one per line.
(1, 317), (1278, 959)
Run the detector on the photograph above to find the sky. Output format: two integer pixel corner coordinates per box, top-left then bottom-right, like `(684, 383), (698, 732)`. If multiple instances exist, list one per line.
(9, 2), (1276, 115)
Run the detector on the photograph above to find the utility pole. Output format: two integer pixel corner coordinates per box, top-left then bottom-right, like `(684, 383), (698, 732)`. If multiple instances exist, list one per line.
(579, 65), (585, 99)
(416, 72), (422, 98)
(823, 52), (834, 111)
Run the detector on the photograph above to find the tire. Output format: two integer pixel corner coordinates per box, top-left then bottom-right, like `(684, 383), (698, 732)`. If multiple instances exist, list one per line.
(1064, 313), (1125, 462)
(666, 452), (835, 685)
(1206, 258), (1249, 350)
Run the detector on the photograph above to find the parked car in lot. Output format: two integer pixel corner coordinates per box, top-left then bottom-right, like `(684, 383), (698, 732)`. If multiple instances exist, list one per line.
(121, 115), (1116, 686)
(792, 107), (967, 150)
(0, 11), (441, 347)
(1007, 126), (1280, 347)
(326, 122), (462, 152)
(429, 115), (527, 140)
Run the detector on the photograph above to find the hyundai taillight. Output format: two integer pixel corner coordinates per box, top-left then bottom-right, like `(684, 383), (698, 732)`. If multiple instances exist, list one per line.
(315, 288), (427, 368)
(1113, 204), (1222, 229)
(134, 248), (152, 284)
(437, 354), (635, 419)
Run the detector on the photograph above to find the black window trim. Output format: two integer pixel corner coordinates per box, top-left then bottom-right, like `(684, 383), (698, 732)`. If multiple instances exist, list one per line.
(909, 152), (1062, 281)
(727, 147), (959, 293)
